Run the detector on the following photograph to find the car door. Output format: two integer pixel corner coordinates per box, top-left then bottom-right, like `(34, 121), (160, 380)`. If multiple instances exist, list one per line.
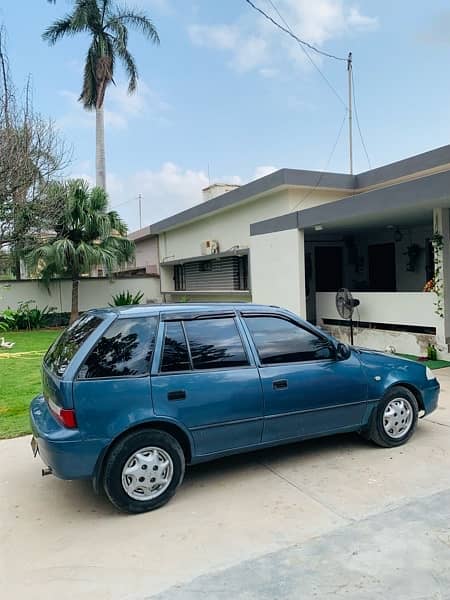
(151, 313), (263, 456)
(73, 316), (158, 441)
(241, 313), (368, 443)
(151, 313), (263, 455)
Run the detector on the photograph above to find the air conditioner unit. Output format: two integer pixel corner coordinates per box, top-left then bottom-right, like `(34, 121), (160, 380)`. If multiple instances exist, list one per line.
(200, 240), (220, 255)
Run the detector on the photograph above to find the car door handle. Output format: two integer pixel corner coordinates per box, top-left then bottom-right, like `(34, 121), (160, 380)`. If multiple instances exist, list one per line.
(273, 379), (288, 390)
(167, 390), (186, 401)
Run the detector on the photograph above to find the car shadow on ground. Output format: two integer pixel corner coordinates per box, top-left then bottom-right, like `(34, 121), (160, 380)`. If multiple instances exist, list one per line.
(47, 431), (379, 517)
(46, 424), (434, 518)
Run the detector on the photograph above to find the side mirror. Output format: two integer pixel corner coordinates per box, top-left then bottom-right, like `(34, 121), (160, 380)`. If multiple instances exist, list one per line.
(336, 342), (351, 360)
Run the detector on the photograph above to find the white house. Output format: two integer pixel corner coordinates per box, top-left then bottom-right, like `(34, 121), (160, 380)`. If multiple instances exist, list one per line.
(130, 145), (450, 357)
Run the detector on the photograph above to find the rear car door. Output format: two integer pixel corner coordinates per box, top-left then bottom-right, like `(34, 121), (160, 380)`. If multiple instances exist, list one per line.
(73, 316), (158, 440)
(241, 313), (368, 443)
(151, 313), (263, 456)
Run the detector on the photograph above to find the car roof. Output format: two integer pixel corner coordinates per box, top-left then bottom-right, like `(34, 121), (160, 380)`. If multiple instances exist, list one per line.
(89, 302), (285, 318)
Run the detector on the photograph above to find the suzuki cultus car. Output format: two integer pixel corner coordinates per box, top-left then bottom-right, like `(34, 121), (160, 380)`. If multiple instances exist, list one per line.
(30, 303), (440, 513)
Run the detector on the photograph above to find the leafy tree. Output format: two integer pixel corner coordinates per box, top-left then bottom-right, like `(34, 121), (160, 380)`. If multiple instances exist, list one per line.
(26, 179), (135, 323)
(0, 27), (70, 278)
(43, 0), (159, 190)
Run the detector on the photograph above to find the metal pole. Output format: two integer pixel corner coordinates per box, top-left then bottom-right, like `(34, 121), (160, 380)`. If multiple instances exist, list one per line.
(347, 52), (353, 175)
(138, 194), (142, 229)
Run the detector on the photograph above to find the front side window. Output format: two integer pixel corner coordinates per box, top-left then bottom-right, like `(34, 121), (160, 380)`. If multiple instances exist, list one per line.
(184, 318), (249, 370)
(45, 313), (103, 377)
(160, 321), (191, 372)
(244, 316), (333, 365)
(78, 317), (157, 379)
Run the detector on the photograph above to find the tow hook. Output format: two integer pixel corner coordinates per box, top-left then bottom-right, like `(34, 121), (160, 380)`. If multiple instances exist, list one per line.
(41, 467), (53, 477)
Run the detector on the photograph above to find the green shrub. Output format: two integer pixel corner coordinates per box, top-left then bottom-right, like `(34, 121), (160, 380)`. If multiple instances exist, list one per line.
(109, 290), (144, 306)
(0, 300), (57, 330)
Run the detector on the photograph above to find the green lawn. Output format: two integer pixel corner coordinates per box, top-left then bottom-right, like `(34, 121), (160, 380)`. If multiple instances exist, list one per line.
(398, 353), (450, 370)
(0, 329), (61, 438)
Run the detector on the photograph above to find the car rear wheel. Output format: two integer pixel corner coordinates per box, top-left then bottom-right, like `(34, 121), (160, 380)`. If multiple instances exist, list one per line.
(369, 386), (419, 448)
(103, 429), (185, 513)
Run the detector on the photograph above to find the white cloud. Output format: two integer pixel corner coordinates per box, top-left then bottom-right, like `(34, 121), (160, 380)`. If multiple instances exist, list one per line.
(106, 163), (209, 230)
(253, 165), (277, 179)
(188, 0), (378, 75)
(56, 80), (170, 132)
(188, 23), (269, 74)
(65, 162), (278, 231)
(132, 0), (172, 13)
(189, 24), (238, 50)
(66, 158), (279, 231)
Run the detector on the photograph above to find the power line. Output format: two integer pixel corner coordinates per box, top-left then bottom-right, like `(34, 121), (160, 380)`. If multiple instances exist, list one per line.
(111, 196), (141, 210)
(291, 109), (348, 213)
(351, 69), (371, 169)
(111, 198), (132, 210)
(244, 0), (347, 62)
(263, 0), (347, 108)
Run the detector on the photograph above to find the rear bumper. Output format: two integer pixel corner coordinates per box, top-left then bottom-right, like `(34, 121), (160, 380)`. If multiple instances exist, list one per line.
(422, 382), (440, 416)
(30, 395), (105, 480)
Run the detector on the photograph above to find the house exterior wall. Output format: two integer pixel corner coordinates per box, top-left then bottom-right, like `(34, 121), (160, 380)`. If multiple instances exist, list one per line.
(0, 276), (162, 313)
(316, 291), (445, 355)
(134, 237), (159, 274)
(351, 225), (432, 292)
(317, 291), (442, 330)
(158, 188), (344, 293)
(250, 228), (307, 316)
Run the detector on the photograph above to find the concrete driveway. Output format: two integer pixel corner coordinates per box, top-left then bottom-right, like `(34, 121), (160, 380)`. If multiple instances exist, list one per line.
(2, 370), (450, 600)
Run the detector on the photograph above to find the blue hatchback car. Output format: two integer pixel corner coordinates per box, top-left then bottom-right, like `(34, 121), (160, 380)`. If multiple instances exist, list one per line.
(30, 303), (440, 513)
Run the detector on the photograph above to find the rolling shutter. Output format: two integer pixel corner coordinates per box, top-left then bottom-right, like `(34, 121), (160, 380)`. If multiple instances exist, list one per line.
(174, 256), (248, 291)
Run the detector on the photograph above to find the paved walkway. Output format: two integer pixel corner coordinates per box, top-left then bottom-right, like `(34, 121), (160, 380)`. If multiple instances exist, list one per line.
(1, 368), (450, 599)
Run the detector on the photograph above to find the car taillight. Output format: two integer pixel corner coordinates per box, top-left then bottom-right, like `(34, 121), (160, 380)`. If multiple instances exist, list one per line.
(48, 398), (77, 428)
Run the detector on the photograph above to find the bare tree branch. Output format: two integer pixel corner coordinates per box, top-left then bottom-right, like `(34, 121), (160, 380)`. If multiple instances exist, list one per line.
(0, 26), (72, 277)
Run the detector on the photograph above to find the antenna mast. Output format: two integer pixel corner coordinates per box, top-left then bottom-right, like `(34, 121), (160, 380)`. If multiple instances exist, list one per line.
(347, 52), (353, 175)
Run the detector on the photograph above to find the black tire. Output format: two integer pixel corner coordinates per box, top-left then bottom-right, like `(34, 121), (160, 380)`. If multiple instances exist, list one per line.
(103, 429), (185, 514)
(369, 386), (419, 448)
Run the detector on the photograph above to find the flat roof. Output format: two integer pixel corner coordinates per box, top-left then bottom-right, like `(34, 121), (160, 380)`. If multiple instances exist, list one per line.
(130, 144), (450, 238)
(251, 169), (450, 236)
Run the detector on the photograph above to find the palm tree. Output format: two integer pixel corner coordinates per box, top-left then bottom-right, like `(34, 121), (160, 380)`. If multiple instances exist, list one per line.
(26, 179), (135, 324)
(43, 1), (159, 190)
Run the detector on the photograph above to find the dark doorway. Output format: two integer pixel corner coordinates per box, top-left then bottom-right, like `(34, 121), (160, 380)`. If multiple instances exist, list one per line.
(368, 243), (396, 291)
(315, 246), (343, 292)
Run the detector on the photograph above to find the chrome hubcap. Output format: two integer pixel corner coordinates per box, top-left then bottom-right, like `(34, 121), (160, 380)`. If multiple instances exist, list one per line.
(121, 446), (173, 501)
(383, 398), (413, 439)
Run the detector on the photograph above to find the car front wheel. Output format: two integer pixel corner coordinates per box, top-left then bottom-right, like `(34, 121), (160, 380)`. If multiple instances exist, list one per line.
(103, 429), (185, 513)
(369, 386), (419, 448)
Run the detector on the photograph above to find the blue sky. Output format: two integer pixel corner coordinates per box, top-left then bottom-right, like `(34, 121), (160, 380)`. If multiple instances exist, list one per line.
(1, 0), (450, 231)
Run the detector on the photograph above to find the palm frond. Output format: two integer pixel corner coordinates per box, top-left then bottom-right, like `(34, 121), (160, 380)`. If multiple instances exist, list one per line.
(106, 9), (160, 44)
(112, 38), (137, 92)
(73, 0), (103, 33)
(80, 44), (98, 108)
(25, 178), (135, 281)
(42, 15), (84, 44)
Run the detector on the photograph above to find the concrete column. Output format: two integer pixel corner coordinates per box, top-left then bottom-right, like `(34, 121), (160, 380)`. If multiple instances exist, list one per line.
(159, 265), (174, 295)
(249, 228), (307, 317)
(432, 208), (450, 348)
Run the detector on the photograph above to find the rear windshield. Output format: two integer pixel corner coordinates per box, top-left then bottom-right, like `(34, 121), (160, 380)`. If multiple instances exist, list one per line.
(44, 313), (103, 377)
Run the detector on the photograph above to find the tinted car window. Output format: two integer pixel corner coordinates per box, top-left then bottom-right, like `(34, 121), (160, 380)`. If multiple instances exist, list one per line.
(78, 317), (157, 379)
(245, 316), (333, 364)
(160, 321), (191, 372)
(184, 318), (249, 370)
(45, 313), (103, 377)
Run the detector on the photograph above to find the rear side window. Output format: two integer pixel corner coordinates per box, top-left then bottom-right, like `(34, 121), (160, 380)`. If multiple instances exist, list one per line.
(184, 318), (249, 370)
(160, 322), (191, 373)
(78, 317), (157, 379)
(45, 313), (103, 377)
(244, 316), (333, 364)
